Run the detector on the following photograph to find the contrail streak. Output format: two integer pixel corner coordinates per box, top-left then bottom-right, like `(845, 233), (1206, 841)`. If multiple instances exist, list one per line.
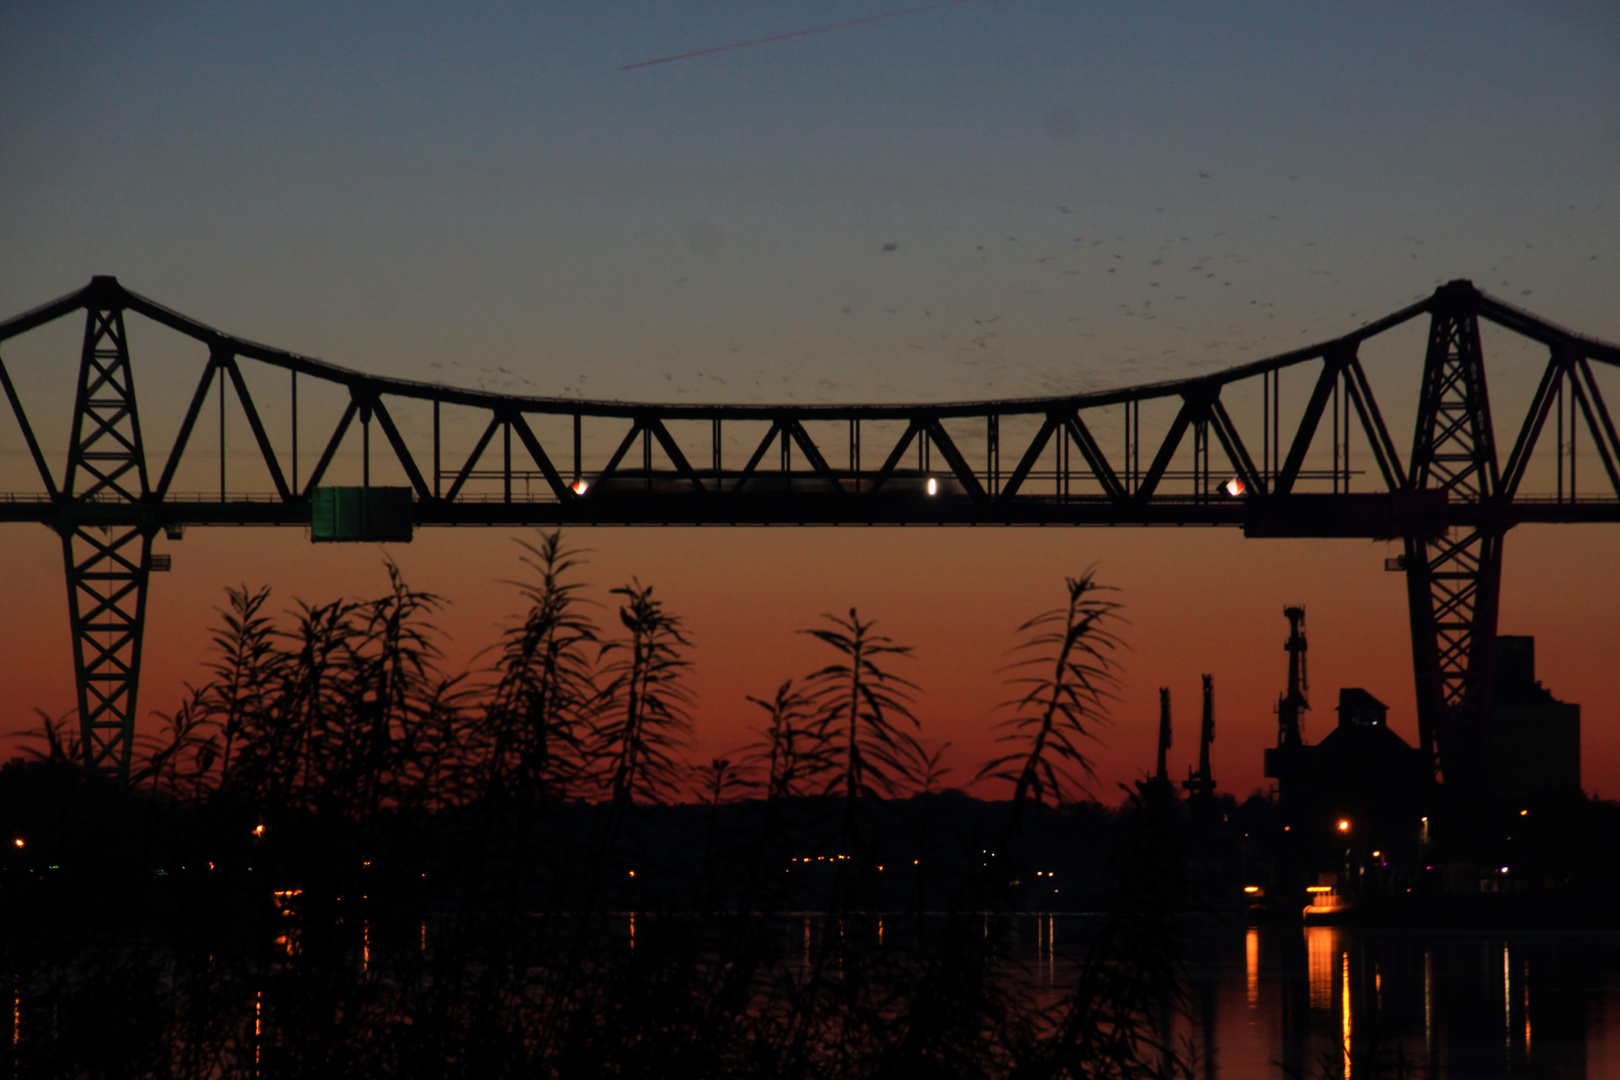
(619, 0), (978, 71)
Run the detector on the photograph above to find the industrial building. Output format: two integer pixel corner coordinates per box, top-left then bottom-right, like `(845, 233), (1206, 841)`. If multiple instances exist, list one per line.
(1267, 687), (1430, 858)
(1488, 636), (1581, 801)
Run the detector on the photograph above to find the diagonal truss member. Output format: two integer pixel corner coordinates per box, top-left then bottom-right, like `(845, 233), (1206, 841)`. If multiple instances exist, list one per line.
(2, 276), (1617, 783)
(62, 297), (153, 779)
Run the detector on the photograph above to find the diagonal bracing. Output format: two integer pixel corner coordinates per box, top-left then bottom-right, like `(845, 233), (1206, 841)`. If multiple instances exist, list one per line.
(61, 291), (155, 778)
(0, 277), (1617, 783)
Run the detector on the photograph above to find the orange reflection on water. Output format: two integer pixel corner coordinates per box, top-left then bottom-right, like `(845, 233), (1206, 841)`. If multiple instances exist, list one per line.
(1245, 928), (1259, 1007)
(1306, 926), (1336, 1010)
(1044, 915), (1055, 989)
(1524, 953), (1532, 1060)
(1503, 944), (1512, 1058)
(1341, 951), (1352, 1079)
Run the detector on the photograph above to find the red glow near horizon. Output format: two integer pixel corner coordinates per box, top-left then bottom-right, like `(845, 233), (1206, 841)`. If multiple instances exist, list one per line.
(2, 519), (1614, 804)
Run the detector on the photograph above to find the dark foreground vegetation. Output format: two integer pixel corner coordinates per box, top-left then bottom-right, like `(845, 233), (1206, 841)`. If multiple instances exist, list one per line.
(0, 534), (1390, 1078)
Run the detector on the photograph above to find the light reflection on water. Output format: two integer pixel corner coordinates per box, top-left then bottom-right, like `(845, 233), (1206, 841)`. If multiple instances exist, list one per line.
(1247, 927), (1260, 1007)
(1017, 917), (1620, 1079)
(89, 908), (1613, 1077)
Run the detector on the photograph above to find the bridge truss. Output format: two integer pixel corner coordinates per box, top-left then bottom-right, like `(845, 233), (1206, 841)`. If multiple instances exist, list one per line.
(1, 277), (1617, 784)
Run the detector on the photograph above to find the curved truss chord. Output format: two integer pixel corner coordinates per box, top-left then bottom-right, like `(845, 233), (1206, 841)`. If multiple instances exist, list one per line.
(0, 276), (1617, 783)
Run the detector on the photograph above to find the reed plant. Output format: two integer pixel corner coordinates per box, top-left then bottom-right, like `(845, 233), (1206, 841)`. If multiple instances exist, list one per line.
(0, 532), (1203, 1080)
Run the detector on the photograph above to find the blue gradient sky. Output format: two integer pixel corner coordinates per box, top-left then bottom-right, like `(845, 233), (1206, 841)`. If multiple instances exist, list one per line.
(2, 2), (1617, 798)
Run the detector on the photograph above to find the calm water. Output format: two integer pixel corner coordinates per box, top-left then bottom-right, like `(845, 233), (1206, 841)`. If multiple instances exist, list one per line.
(1015, 917), (1620, 1079)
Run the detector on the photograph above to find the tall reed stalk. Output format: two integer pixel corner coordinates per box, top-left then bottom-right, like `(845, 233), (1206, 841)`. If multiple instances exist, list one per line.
(594, 580), (694, 807)
(978, 571), (1124, 828)
(800, 608), (921, 846)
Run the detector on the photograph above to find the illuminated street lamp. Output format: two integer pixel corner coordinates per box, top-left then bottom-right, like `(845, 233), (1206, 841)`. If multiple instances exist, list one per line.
(926, 477), (938, 496)
(1336, 819), (1351, 834)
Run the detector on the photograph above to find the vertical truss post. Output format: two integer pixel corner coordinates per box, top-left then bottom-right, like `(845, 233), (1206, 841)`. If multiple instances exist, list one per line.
(1261, 372), (1270, 483)
(1557, 379), (1567, 500)
(1121, 403), (1131, 496)
(987, 414), (999, 496)
(1331, 377), (1341, 493)
(218, 366), (226, 498)
(62, 287), (153, 780)
(1134, 399), (1143, 495)
(1403, 282), (1503, 791)
(1056, 417), (1068, 501)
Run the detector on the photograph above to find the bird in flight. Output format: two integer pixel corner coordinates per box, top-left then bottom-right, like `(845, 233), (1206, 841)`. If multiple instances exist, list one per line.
(620, 0), (978, 70)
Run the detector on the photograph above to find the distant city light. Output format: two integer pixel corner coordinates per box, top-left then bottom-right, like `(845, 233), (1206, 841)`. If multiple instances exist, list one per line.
(1520, 809), (1529, 816)
(11, 838), (22, 849)
(252, 825), (265, 838)
(1243, 885), (1261, 894)
(926, 477), (938, 496)
(1223, 476), (1246, 497)
(1337, 819), (1351, 833)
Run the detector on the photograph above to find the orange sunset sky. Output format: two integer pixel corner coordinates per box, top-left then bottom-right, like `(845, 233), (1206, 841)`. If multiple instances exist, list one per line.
(2, 2), (1616, 799)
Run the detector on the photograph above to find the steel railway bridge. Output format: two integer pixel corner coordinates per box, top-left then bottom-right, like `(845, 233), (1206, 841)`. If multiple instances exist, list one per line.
(2, 277), (1617, 788)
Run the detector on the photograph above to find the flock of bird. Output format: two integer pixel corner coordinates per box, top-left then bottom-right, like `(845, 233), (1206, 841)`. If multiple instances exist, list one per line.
(426, 186), (1606, 410)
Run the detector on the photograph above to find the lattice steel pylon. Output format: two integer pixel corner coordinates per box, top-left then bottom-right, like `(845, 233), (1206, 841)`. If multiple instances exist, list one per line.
(1403, 281), (1503, 791)
(3, 275), (1616, 784)
(61, 283), (153, 780)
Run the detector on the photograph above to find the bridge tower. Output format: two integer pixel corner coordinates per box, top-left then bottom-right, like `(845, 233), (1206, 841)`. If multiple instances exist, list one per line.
(60, 278), (154, 780)
(1403, 280), (1503, 791)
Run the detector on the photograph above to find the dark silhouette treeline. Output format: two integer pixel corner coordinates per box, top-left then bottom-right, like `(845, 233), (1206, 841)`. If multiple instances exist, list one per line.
(0, 534), (1232, 1078)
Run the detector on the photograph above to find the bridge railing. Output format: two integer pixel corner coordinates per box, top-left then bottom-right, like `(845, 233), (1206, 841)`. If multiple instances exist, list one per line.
(1, 276), (1618, 783)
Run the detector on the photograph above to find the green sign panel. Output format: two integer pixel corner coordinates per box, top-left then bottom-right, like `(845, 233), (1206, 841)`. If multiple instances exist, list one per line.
(310, 487), (414, 543)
